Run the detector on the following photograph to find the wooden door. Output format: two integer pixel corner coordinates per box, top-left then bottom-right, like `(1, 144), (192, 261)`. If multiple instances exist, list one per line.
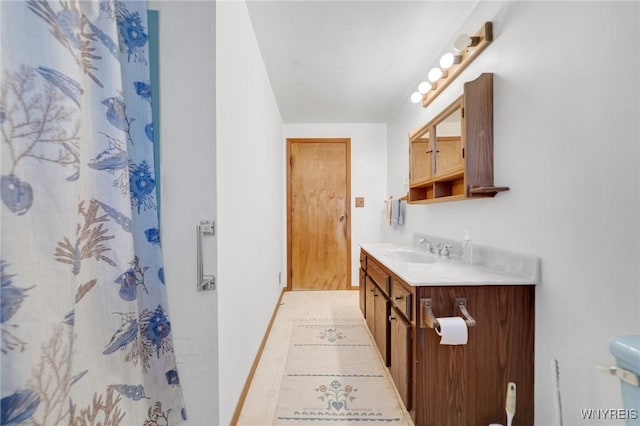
(288, 138), (351, 290)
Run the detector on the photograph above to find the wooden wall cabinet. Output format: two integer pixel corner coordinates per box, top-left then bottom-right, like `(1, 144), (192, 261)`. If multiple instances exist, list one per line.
(360, 249), (535, 426)
(408, 73), (508, 204)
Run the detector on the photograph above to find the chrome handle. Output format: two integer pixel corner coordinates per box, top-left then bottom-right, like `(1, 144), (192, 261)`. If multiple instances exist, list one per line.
(598, 365), (640, 387)
(197, 220), (216, 291)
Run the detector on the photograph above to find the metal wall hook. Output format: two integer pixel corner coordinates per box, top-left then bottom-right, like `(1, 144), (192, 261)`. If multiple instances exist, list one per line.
(420, 298), (439, 329)
(455, 297), (476, 327)
(197, 220), (216, 292)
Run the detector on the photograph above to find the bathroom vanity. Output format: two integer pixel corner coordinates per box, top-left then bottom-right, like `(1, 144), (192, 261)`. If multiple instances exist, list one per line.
(360, 237), (537, 426)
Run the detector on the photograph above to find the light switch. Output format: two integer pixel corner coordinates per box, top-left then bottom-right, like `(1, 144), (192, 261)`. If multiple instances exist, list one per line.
(355, 197), (365, 208)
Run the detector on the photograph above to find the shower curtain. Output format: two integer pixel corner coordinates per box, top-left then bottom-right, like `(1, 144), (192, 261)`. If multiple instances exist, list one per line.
(1, 1), (186, 425)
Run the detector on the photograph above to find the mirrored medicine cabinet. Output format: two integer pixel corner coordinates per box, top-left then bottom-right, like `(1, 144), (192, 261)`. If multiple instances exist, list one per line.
(408, 72), (508, 204)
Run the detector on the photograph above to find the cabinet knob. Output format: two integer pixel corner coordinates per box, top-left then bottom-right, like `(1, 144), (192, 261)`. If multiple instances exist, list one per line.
(395, 296), (403, 300)
(389, 315), (396, 321)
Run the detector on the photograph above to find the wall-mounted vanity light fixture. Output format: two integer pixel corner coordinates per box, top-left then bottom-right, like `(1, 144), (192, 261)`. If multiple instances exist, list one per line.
(410, 22), (493, 108)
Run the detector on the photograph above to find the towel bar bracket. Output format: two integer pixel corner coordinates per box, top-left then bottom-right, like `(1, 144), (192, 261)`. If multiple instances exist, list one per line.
(197, 220), (216, 292)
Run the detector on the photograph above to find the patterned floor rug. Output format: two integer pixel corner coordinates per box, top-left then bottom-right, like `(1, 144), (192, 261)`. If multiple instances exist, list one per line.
(274, 320), (410, 424)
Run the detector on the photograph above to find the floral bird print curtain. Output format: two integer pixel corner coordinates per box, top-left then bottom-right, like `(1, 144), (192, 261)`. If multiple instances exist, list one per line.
(0, 1), (186, 425)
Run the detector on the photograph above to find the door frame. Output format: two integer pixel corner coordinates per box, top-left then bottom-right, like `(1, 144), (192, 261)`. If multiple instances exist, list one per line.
(286, 138), (352, 291)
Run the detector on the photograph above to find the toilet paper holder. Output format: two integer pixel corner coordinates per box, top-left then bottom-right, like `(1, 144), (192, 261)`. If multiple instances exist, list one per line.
(420, 297), (477, 329)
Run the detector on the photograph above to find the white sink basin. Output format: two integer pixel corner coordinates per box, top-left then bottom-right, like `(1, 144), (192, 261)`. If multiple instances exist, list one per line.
(386, 249), (437, 264)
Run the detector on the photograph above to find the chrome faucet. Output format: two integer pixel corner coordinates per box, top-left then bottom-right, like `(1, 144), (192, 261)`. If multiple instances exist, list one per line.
(418, 238), (433, 253)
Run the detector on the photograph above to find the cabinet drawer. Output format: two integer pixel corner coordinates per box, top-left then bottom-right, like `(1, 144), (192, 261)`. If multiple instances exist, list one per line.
(367, 260), (389, 296)
(391, 280), (413, 320)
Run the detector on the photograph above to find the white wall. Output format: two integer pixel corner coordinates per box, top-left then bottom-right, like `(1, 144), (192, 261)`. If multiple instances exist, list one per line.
(386, 2), (639, 424)
(284, 124), (388, 286)
(151, 2), (219, 424)
(217, 2), (285, 425)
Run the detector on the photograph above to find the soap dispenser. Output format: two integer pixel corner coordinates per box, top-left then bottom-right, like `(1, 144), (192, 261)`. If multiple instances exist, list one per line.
(462, 230), (473, 265)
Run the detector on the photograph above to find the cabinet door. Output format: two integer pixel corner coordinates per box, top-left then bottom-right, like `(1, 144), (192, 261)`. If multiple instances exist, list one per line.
(435, 136), (463, 176)
(365, 278), (375, 333)
(359, 268), (366, 316)
(390, 307), (411, 410)
(373, 288), (389, 365)
(409, 131), (433, 183)
(434, 104), (463, 177)
(416, 285), (535, 426)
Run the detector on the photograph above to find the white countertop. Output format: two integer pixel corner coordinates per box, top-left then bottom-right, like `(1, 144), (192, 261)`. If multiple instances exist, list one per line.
(360, 242), (538, 286)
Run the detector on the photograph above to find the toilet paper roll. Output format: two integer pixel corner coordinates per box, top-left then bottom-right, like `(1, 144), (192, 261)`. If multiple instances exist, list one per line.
(435, 316), (468, 345)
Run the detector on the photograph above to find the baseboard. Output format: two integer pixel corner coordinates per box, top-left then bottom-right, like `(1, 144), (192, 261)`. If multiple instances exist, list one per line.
(229, 287), (286, 426)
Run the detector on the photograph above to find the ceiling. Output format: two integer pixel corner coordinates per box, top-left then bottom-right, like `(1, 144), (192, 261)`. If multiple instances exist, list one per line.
(246, 1), (479, 123)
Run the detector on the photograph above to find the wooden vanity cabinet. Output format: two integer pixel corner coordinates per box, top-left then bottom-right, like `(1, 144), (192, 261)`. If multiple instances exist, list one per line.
(361, 251), (416, 410)
(414, 285), (535, 426)
(360, 249), (535, 426)
(360, 254), (391, 366)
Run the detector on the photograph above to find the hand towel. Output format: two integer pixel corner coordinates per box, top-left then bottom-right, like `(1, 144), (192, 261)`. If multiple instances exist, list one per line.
(391, 198), (403, 229)
(396, 199), (404, 226)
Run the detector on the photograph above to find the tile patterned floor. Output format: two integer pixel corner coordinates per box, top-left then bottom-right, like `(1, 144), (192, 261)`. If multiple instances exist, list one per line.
(237, 290), (413, 426)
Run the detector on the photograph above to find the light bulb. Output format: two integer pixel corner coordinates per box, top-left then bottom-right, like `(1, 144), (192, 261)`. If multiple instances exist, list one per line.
(439, 52), (455, 70)
(418, 81), (431, 94)
(428, 67), (443, 82)
(454, 34), (472, 52)
(410, 92), (422, 104)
